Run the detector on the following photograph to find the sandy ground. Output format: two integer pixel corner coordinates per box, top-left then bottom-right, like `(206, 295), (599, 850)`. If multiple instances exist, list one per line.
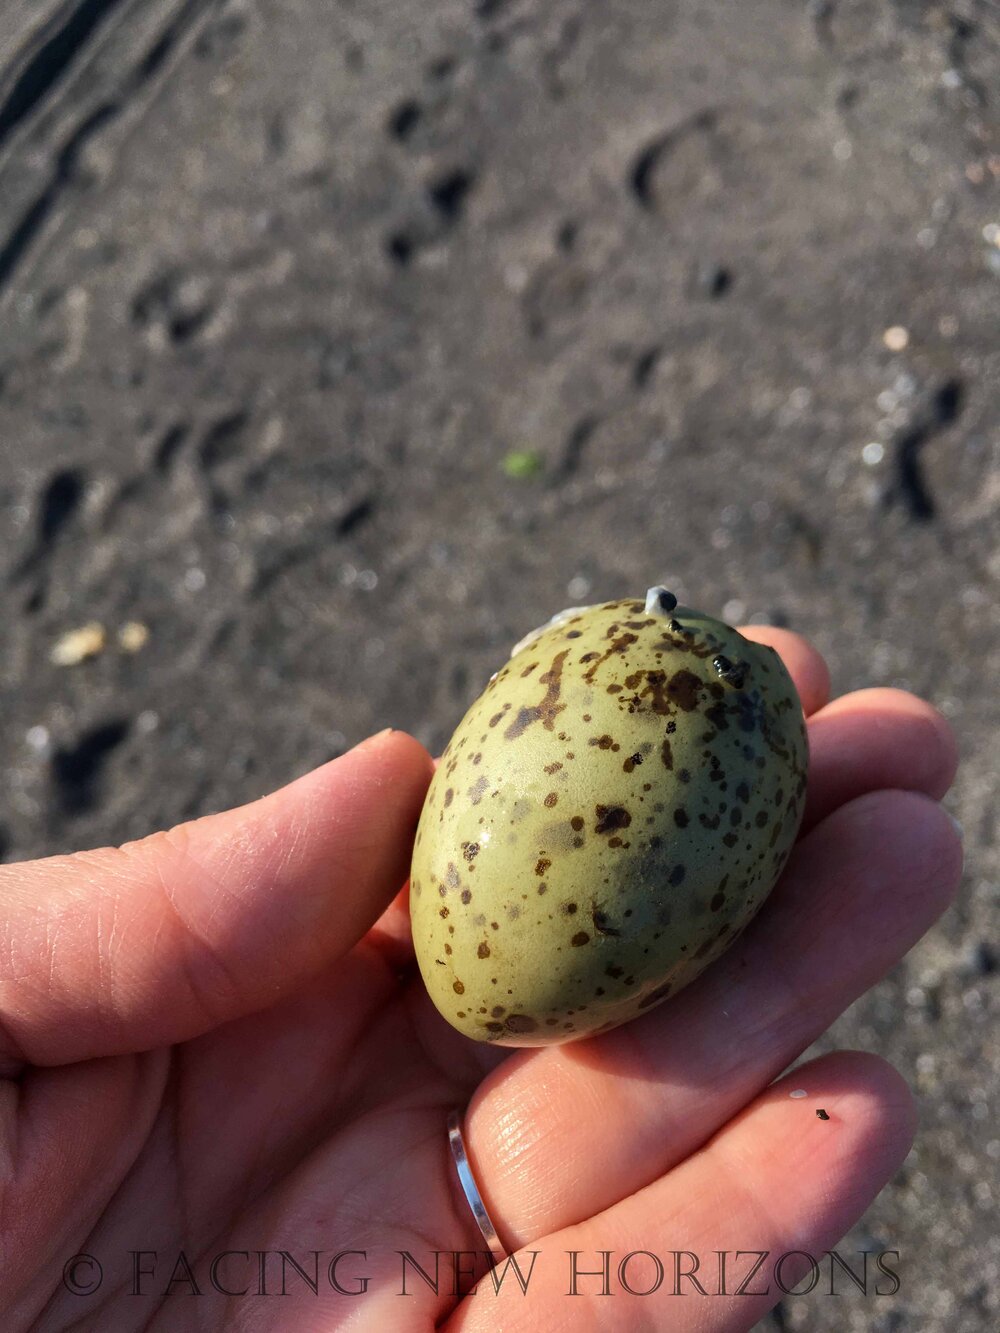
(0, 1), (997, 1328)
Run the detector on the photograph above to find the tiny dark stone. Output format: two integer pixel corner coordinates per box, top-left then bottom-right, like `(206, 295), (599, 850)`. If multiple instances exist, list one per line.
(713, 655), (748, 689)
(592, 909), (621, 937)
(816, 1108), (830, 1121)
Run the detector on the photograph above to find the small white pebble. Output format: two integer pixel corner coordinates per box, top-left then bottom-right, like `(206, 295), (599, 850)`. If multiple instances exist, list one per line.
(504, 263), (529, 293)
(50, 623), (106, 666)
(722, 598), (746, 623)
(137, 710), (159, 734)
(882, 325), (909, 352)
(567, 575), (592, 601)
(917, 227), (937, 249)
(982, 222), (1000, 246)
(26, 725), (50, 751)
(832, 138), (853, 161)
(183, 567), (206, 592)
(118, 621), (150, 653)
(790, 1088), (808, 1099)
(356, 569), (378, 591)
(862, 441), (885, 466)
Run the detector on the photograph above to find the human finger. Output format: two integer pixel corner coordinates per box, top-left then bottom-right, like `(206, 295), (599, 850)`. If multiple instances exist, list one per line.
(0, 730), (433, 1067)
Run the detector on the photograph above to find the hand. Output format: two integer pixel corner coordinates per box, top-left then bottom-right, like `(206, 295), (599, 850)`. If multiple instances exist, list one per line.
(0, 630), (960, 1330)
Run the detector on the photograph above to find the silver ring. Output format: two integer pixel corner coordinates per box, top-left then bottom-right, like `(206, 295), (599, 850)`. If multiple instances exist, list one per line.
(447, 1108), (508, 1266)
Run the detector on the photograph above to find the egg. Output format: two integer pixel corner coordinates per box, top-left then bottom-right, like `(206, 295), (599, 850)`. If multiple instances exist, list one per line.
(409, 588), (808, 1046)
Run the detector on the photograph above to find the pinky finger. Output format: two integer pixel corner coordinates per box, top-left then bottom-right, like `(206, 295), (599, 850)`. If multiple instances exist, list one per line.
(445, 1051), (915, 1332)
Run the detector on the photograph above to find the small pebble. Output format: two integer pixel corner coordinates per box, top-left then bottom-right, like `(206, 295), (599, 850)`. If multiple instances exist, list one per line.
(26, 725), (50, 752)
(118, 621), (150, 653)
(882, 325), (909, 351)
(816, 1108), (830, 1120)
(50, 623), (106, 666)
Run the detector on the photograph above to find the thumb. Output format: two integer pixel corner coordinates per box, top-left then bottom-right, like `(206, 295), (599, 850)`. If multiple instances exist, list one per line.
(0, 729), (433, 1067)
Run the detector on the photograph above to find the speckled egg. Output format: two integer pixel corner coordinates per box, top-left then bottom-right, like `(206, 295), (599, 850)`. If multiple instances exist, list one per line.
(409, 589), (808, 1046)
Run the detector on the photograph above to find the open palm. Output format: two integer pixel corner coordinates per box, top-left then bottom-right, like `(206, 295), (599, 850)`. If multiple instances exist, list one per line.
(1, 628), (960, 1331)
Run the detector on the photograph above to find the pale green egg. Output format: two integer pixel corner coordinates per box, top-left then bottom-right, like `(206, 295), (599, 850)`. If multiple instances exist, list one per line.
(410, 589), (808, 1046)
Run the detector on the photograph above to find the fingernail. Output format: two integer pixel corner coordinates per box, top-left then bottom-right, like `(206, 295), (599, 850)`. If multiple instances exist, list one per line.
(359, 727), (395, 747)
(945, 810), (963, 840)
